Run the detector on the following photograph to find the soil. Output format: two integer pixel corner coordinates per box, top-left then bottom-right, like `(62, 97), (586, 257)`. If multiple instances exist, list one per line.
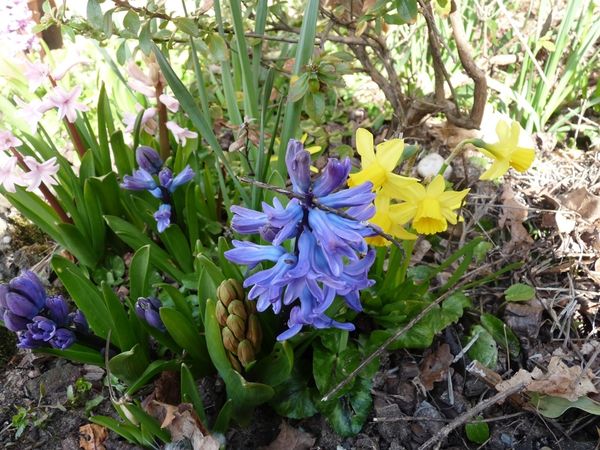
(2, 129), (600, 449)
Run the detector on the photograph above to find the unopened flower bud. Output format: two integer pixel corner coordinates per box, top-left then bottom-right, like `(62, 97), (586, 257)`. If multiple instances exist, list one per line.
(136, 146), (163, 174)
(215, 301), (228, 327)
(226, 315), (246, 341)
(217, 280), (239, 306)
(50, 328), (76, 350)
(228, 352), (242, 372)
(222, 327), (239, 354)
(227, 300), (247, 320)
(237, 339), (256, 367)
(45, 295), (69, 326)
(135, 297), (165, 331)
(246, 314), (262, 350)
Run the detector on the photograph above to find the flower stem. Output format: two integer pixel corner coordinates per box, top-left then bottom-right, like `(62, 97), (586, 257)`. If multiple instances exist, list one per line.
(155, 80), (171, 161)
(10, 148), (72, 224)
(437, 138), (480, 177)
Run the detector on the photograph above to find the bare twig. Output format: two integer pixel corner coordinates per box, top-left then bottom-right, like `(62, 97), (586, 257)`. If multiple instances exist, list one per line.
(418, 382), (527, 450)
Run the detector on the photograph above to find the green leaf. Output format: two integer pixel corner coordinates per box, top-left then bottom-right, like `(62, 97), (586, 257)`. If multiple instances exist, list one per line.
(125, 403), (171, 443)
(90, 416), (143, 444)
(123, 11), (140, 34)
(480, 313), (521, 358)
(318, 376), (372, 437)
(207, 33), (229, 62)
(505, 283), (536, 302)
(57, 223), (100, 268)
(212, 399), (233, 434)
(465, 418), (490, 444)
(175, 17), (199, 36)
(532, 394), (600, 419)
(35, 344), (103, 366)
(129, 245), (151, 302)
(160, 307), (211, 372)
(181, 363), (207, 424)
(270, 367), (318, 419)
(51, 255), (111, 339)
(288, 73), (309, 103)
(126, 360), (180, 395)
(395, 0), (418, 24)
(102, 282), (140, 351)
(467, 325), (498, 369)
(109, 344), (150, 385)
(138, 23), (152, 55)
(87, 0), (104, 29)
(247, 342), (293, 387)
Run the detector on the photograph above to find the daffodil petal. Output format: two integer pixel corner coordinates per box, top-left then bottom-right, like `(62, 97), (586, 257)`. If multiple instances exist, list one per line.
(438, 188), (470, 210)
(510, 147), (535, 172)
(390, 224), (418, 240)
(383, 174), (421, 199)
(348, 163), (386, 190)
(375, 139), (404, 172)
(356, 128), (375, 167)
(479, 159), (510, 180)
(426, 175), (446, 196)
(389, 202), (417, 224)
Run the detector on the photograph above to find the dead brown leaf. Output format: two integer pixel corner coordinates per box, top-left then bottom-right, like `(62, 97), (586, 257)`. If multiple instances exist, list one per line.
(263, 422), (316, 450)
(419, 343), (453, 390)
(504, 298), (544, 339)
(499, 184), (533, 253)
(496, 356), (598, 401)
(559, 188), (600, 224)
(79, 423), (108, 450)
(145, 401), (219, 450)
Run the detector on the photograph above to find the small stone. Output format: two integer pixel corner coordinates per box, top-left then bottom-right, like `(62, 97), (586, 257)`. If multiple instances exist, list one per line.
(417, 153), (452, 179)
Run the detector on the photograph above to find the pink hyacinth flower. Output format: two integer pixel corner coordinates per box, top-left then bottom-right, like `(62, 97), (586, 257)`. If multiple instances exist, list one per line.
(123, 106), (158, 135)
(41, 85), (89, 123)
(22, 59), (49, 91)
(0, 155), (26, 193)
(14, 96), (44, 133)
(159, 94), (179, 113)
(166, 121), (198, 146)
(0, 130), (23, 151)
(23, 156), (59, 191)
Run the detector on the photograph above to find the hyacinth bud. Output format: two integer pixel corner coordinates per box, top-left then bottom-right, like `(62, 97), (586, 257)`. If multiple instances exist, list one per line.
(46, 295), (69, 326)
(70, 309), (89, 333)
(216, 279), (262, 370)
(50, 328), (76, 350)
(136, 146), (163, 174)
(135, 297), (165, 331)
(27, 316), (56, 341)
(3, 310), (30, 332)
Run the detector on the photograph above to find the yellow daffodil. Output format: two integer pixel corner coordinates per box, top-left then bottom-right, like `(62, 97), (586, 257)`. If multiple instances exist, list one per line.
(390, 175), (469, 235)
(348, 128), (416, 195)
(477, 120), (535, 180)
(367, 195), (417, 246)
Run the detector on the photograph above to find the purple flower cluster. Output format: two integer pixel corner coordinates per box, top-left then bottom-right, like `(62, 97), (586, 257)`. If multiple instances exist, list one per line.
(0, 0), (39, 56)
(121, 147), (194, 233)
(225, 140), (376, 340)
(0, 271), (87, 350)
(135, 297), (165, 332)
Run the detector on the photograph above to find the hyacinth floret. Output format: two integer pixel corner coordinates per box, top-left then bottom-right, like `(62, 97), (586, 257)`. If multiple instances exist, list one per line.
(225, 140), (376, 340)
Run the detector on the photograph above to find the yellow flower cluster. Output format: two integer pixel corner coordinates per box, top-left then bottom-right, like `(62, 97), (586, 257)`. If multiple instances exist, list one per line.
(348, 120), (534, 246)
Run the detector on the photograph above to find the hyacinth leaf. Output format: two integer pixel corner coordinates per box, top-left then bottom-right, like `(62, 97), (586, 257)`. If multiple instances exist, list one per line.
(161, 284), (194, 323)
(57, 223), (100, 268)
(110, 130), (135, 176)
(180, 363), (208, 425)
(212, 399), (233, 434)
(217, 237), (242, 281)
(196, 255), (226, 291)
(129, 245), (151, 303)
(125, 360), (180, 395)
(102, 282), (142, 352)
(37, 344), (104, 366)
(467, 325), (498, 369)
(90, 416), (143, 445)
(205, 299), (274, 418)
(184, 184), (199, 246)
(83, 179), (106, 259)
(88, 173), (125, 218)
(247, 342), (294, 387)
(109, 344), (150, 385)
(480, 313), (521, 358)
(270, 366), (318, 419)
(158, 224), (194, 274)
(105, 215), (184, 282)
(52, 255), (112, 339)
(122, 403), (171, 444)
(95, 85), (113, 175)
(159, 307), (211, 374)
(79, 149), (96, 180)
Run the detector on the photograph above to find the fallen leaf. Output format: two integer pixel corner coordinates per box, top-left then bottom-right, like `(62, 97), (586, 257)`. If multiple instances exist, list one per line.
(79, 423), (107, 450)
(419, 343), (453, 390)
(499, 184), (533, 253)
(496, 356), (598, 401)
(145, 401), (218, 450)
(264, 421), (316, 450)
(559, 188), (600, 224)
(504, 298), (544, 339)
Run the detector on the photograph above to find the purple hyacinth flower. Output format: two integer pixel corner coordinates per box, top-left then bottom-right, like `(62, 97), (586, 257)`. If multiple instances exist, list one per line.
(70, 309), (89, 333)
(312, 157), (352, 197)
(158, 167), (173, 189)
(136, 146), (163, 174)
(17, 330), (43, 349)
(45, 295), (69, 326)
(9, 270), (46, 311)
(5, 292), (41, 319)
(154, 204), (171, 233)
(3, 310), (30, 332)
(224, 241), (288, 269)
(285, 139), (311, 194)
(49, 328), (76, 350)
(318, 181), (375, 209)
(135, 297), (165, 331)
(169, 165), (195, 192)
(27, 316), (56, 341)
(121, 168), (157, 191)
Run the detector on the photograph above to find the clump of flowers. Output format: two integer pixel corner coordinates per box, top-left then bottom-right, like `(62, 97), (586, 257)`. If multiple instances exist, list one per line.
(121, 146), (194, 232)
(225, 140), (376, 340)
(0, 270), (87, 350)
(0, 0), (39, 56)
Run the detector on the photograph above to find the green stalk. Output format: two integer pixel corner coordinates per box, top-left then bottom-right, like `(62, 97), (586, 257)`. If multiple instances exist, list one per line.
(277, 0), (319, 177)
(214, 0), (242, 125)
